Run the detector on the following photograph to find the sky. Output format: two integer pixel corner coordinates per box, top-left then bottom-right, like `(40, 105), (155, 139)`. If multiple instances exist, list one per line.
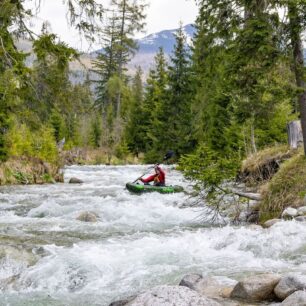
(25, 0), (198, 51)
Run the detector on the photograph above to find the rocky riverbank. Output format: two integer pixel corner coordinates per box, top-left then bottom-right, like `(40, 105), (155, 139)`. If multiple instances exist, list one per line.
(110, 271), (306, 305)
(107, 146), (306, 306)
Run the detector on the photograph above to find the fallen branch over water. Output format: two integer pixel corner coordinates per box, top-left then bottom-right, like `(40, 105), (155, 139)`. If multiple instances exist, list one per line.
(231, 190), (262, 201)
(217, 186), (262, 201)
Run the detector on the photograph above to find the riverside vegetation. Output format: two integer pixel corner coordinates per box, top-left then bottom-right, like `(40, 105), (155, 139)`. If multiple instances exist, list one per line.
(1, 0), (306, 221)
(2, 2), (306, 305)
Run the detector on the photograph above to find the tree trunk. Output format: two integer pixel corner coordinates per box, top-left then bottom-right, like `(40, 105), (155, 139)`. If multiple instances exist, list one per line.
(287, 120), (303, 149)
(250, 116), (257, 154)
(288, 3), (306, 155)
(116, 0), (127, 117)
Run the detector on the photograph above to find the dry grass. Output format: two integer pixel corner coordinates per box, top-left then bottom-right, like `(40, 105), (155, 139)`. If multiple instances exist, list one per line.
(239, 145), (296, 185)
(260, 152), (306, 221)
(61, 148), (143, 166)
(0, 157), (63, 185)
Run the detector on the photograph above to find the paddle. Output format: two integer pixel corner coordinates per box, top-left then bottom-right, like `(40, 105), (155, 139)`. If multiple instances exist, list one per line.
(132, 150), (174, 183)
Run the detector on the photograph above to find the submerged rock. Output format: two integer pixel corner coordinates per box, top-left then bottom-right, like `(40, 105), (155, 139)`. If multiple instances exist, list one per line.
(126, 285), (221, 306)
(230, 273), (281, 302)
(0, 245), (38, 267)
(263, 219), (282, 228)
(295, 216), (306, 222)
(179, 273), (203, 290)
(281, 290), (306, 305)
(76, 211), (98, 222)
(274, 274), (306, 300)
(109, 296), (136, 306)
(69, 177), (83, 184)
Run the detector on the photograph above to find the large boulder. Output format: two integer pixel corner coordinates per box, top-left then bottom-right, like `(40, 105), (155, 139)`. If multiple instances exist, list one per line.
(179, 274), (237, 299)
(230, 273), (281, 302)
(281, 290), (306, 305)
(126, 285), (221, 306)
(274, 274), (306, 300)
(76, 211), (98, 222)
(263, 219), (282, 228)
(69, 177), (83, 184)
(282, 207), (297, 219)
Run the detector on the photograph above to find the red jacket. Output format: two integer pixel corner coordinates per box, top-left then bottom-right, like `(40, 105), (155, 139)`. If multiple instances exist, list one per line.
(141, 167), (165, 185)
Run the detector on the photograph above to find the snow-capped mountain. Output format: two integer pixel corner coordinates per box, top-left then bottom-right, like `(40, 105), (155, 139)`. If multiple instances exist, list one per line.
(16, 24), (306, 82)
(126, 24), (195, 76)
(93, 24), (195, 57)
(137, 24), (195, 54)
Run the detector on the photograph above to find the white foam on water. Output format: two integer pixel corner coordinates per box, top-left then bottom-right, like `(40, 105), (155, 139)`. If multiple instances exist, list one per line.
(1, 165), (306, 306)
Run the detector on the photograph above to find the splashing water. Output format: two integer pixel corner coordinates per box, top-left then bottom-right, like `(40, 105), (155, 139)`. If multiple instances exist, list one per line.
(0, 165), (306, 306)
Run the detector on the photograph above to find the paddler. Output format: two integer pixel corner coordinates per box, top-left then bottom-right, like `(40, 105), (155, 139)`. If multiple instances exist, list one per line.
(141, 165), (165, 186)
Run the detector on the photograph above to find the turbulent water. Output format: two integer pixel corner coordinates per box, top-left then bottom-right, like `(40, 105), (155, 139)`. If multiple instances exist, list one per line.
(1, 165), (306, 306)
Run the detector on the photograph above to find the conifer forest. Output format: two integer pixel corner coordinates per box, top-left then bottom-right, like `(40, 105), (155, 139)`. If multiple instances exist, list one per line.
(0, 0), (306, 188)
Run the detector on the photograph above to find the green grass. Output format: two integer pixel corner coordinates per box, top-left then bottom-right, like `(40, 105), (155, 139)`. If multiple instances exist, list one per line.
(260, 153), (306, 222)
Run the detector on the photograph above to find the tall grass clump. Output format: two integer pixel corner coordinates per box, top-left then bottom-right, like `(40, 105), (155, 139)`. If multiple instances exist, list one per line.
(260, 152), (306, 221)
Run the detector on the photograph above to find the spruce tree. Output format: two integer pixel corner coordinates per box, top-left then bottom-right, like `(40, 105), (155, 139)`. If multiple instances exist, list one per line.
(143, 48), (169, 161)
(93, 12), (120, 112)
(109, 0), (147, 116)
(166, 24), (195, 156)
(124, 67), (145, 155)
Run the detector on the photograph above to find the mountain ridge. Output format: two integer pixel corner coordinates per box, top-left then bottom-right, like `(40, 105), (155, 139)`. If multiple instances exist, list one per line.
(16, 25), (306, 82)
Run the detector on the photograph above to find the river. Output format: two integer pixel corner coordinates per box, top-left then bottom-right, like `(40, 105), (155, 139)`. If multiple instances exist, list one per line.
(1, 165), (306, 306)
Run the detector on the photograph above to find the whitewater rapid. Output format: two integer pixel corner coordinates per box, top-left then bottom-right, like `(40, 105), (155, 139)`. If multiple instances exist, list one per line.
(0, 165), (306, 306)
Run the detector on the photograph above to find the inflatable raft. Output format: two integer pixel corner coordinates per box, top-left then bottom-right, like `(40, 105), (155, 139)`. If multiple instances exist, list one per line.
(126, 182), (184, 194)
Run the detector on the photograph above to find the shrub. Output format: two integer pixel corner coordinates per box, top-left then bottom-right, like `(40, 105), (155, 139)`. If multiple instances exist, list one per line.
(6, 121), (58, 164)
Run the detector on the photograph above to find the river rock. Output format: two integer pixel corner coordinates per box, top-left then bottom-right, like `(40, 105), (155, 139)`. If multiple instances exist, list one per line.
(0, 275), (20, 291)
(295, 216), (306, 222)
(274, 274), (306, 300)
(109, 296), (136, 306)
(282, 207), (297, 219)
(248, 200), (260, 210)
(0, 245), (38, 266)
(69, 177), (83, 184)
(263, 219), (282, 228)
(126, 285), (221, 306)
(281, 290), (306, 305)
(246, 211), (259, 223)
(238, 211), (248, 222)
(297, 206), (306, 216)
(179, 273), (203, 290)
(230, 273), (281, 302)
(179, 274), (238, 299)
(76, 211), (98, 222)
